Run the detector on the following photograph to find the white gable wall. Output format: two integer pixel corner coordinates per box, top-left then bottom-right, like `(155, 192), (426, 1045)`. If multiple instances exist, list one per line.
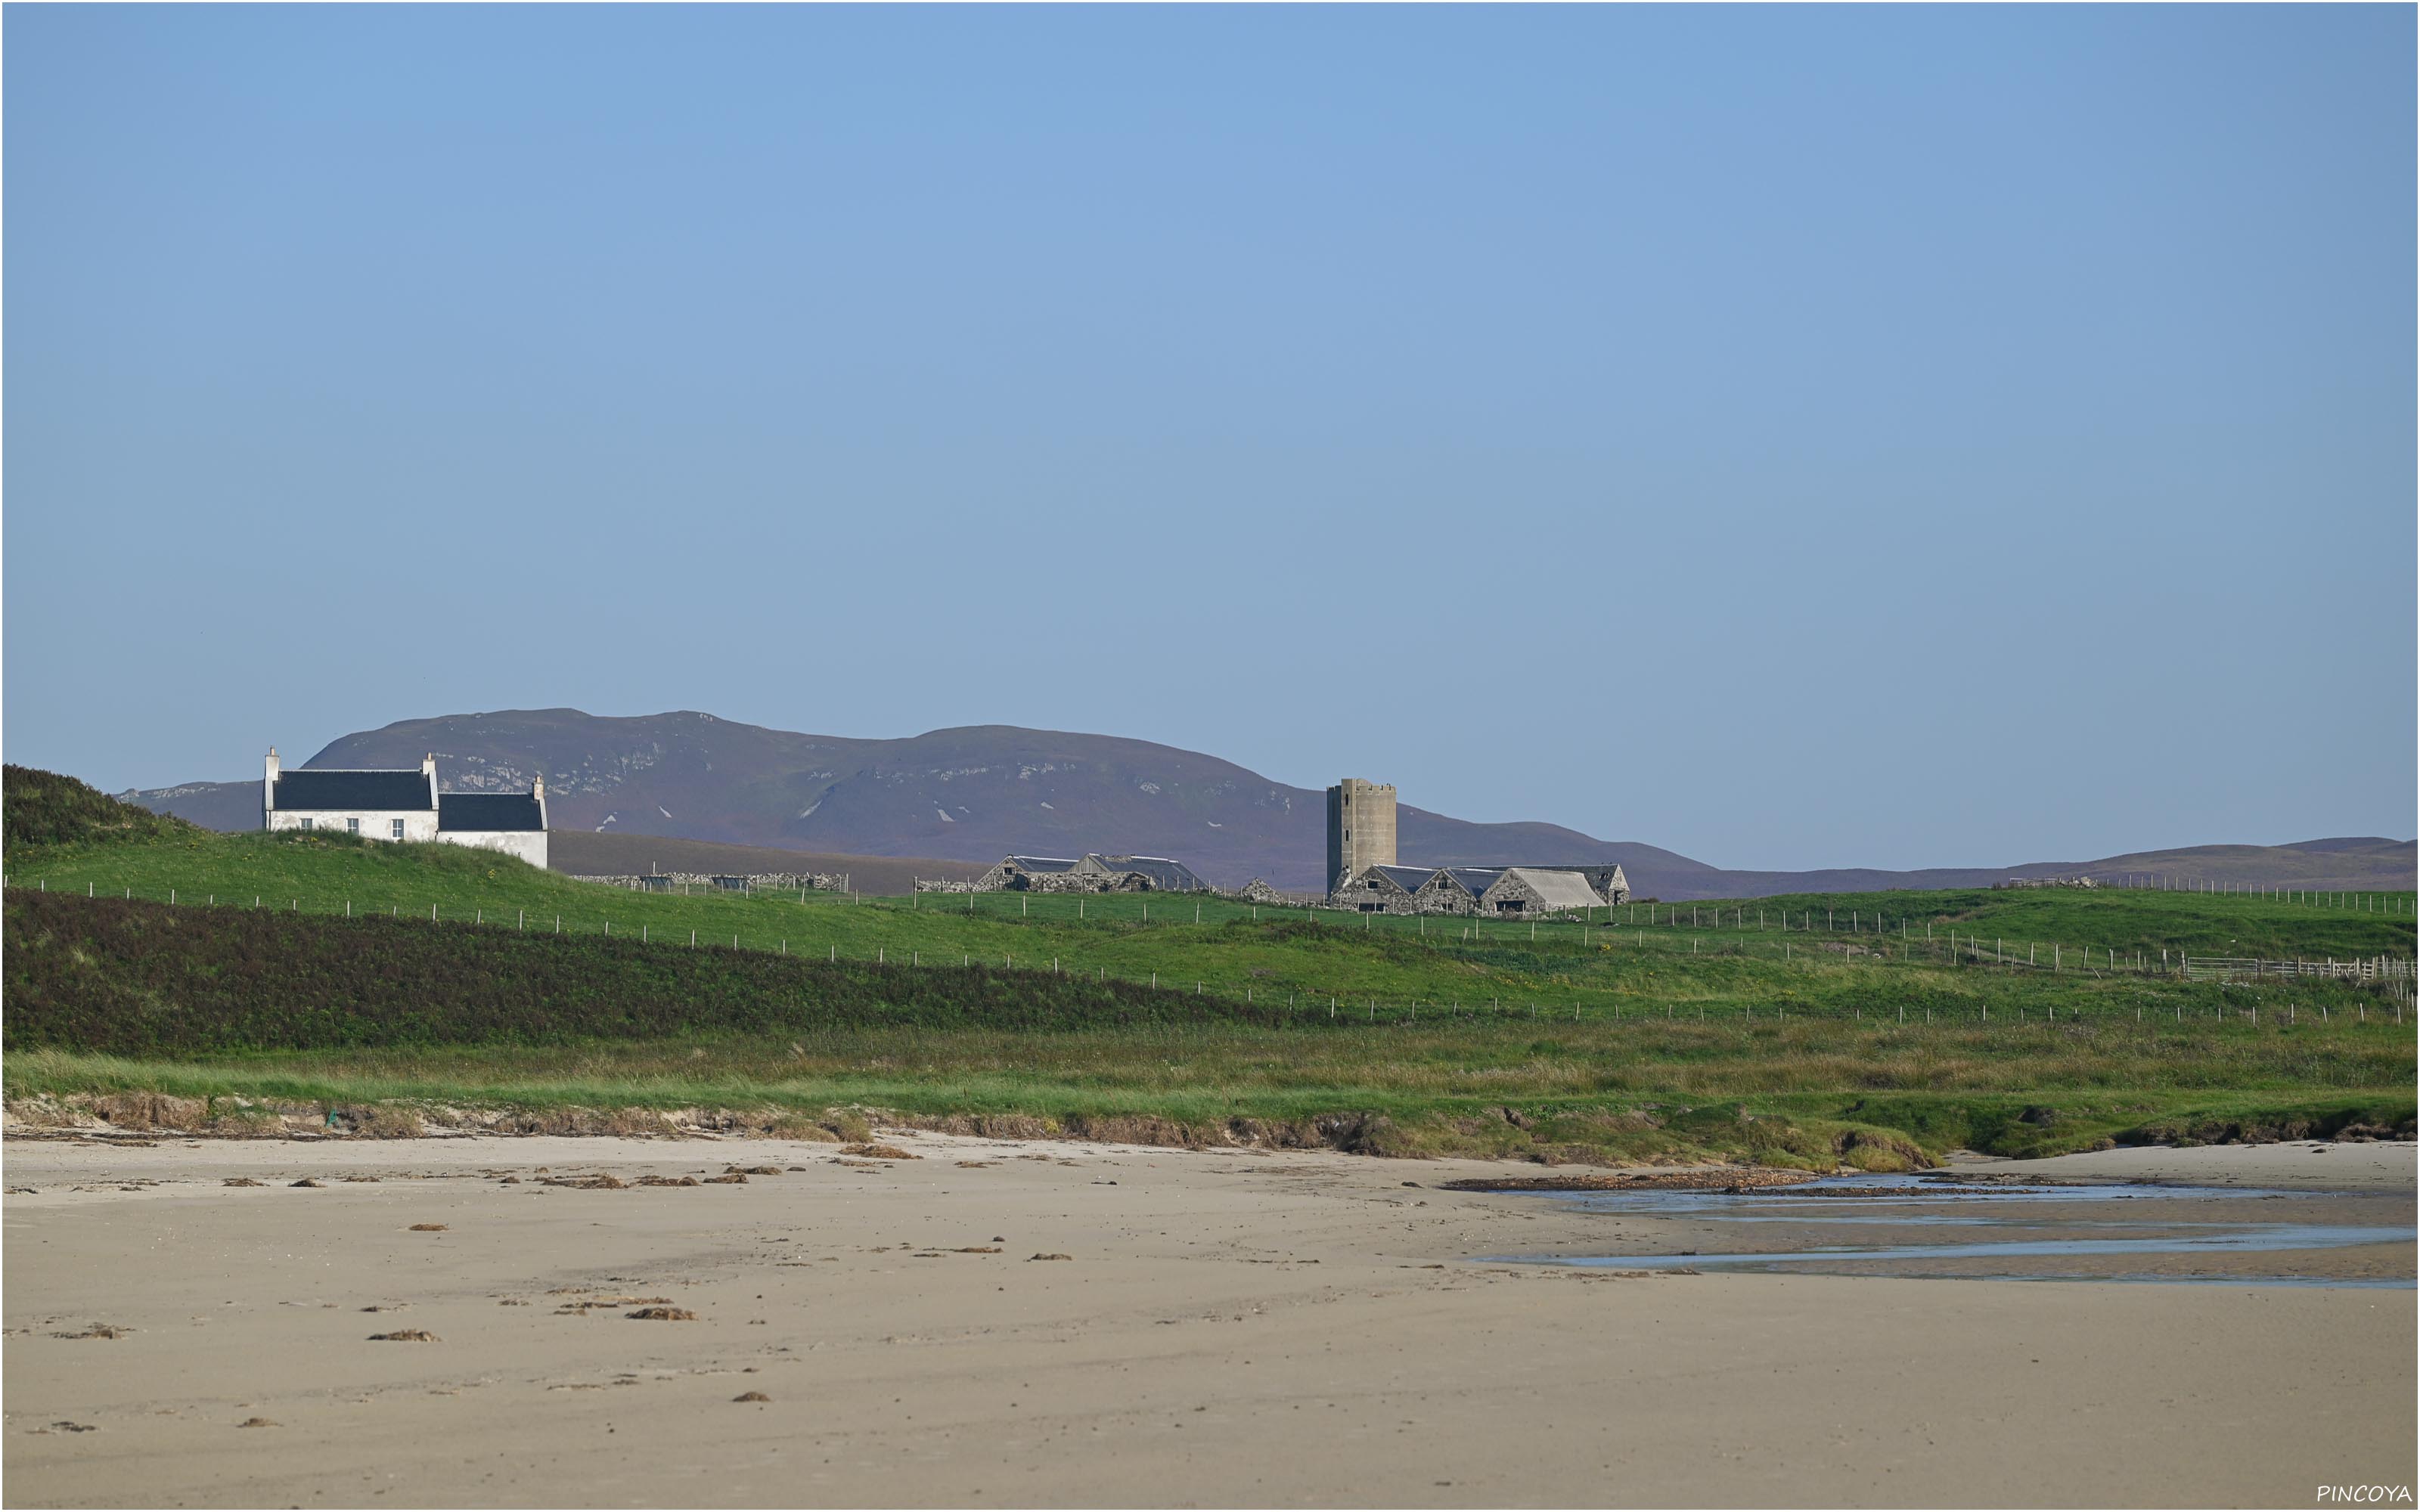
(439, 830), (548, 868)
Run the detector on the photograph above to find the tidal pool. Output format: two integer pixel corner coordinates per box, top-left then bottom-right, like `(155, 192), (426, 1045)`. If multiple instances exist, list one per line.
(1480, 1172), (2418, 1285)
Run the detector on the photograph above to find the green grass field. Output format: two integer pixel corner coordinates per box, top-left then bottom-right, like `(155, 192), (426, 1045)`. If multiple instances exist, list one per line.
(5, 767), (2412, 1167)
(8, 823), (2412, 1010)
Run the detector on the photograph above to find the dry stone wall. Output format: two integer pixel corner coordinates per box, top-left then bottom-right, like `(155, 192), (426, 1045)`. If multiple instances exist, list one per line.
(572, 872), (848, 892)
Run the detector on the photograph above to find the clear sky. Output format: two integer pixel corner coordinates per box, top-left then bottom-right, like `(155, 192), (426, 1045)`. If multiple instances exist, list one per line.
(5, 5), (2412, 871)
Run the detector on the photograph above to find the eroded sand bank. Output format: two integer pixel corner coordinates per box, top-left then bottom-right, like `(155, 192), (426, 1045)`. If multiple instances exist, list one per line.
(5, 1132), (2413, 1508)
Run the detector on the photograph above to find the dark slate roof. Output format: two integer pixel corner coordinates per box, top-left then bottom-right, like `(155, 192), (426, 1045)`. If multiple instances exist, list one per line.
(439, 792), (544, 832)
(1005, 855), (1082, 874)
(1372, 865), (1435, 892)
(271, 768), (432, 813)
(1099, 855), (1208, 891)
(1443, 867), (1505, 894)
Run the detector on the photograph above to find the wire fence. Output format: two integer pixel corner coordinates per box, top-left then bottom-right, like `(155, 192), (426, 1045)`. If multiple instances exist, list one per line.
(10, 875), (2414, 1032)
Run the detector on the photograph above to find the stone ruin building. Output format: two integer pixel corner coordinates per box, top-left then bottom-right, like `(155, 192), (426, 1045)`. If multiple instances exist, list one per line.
(1323, 777), (1629, 916)
(969, 853), (1212, 894)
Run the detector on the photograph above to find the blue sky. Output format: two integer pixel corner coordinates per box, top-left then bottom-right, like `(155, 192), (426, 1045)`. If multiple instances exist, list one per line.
(5, 5), (2412, 870)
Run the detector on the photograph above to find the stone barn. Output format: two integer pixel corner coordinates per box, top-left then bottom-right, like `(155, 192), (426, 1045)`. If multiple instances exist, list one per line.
(1317, 776), (1630, 911)
(1417, 868), (1498, 912)
(1327, 861), (1627, 916)
(1330, 863), (1438, 914)
(976, 854), (1209, 894)
(1475, 866), (1610, 915)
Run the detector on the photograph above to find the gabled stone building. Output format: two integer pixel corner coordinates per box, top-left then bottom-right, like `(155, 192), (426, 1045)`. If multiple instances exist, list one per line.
(974, 853), (1210, 894)
(1330, 861), (1627, 916)
(1475, 866), (1615, 915)
(1321, 776), (1628, 916)
(1327, 863), (1435, 913)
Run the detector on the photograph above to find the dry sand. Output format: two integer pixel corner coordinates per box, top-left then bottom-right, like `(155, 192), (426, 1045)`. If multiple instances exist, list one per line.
(4, 1132), (2413, 1508)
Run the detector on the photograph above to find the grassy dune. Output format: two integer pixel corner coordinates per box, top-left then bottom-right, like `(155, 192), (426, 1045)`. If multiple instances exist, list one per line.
(11, 1015), (2409, 1167)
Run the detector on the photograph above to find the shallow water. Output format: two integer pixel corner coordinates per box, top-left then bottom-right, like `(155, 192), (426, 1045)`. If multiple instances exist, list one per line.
(1482, 1173), (2418, 1286)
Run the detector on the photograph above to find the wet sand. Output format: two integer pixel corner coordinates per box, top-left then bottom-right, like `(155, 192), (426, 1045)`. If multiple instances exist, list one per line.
(1953, 1139), (2418, 1191)
(5, 1133), (2414, 1508)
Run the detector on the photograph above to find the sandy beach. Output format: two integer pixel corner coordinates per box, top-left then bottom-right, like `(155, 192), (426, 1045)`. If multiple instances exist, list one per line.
(5, 1132), (2412, 1508)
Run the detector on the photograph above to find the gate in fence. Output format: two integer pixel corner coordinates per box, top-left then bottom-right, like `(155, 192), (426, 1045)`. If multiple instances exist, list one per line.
(2184, 956), (2414, 983)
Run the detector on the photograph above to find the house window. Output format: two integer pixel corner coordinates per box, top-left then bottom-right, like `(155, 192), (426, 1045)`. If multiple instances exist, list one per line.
(392, 819), (405, 840)
(347, 818), (360, 835)
(299, 817), (313, 831)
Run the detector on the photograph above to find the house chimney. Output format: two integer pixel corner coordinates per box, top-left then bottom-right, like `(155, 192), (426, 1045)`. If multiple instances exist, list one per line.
(264, 747), (280, 826)
(532, 775), (544, 800)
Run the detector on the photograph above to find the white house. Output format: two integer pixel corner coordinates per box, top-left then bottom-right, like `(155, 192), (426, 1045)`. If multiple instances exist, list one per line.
(263, 748), (548, 868)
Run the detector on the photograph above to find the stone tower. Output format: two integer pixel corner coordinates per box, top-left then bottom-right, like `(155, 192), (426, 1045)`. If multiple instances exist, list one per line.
(1326, 779), (1397, 891)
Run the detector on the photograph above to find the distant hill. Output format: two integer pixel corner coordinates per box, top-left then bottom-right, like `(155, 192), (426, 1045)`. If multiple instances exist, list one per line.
(116, 709), (2417, 897)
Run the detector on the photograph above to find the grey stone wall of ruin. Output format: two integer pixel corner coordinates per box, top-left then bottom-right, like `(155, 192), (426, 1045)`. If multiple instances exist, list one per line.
(1023, 871), (1153, 894)
(969, 862), (1162, 894)
(1232, 879), (1323, 906)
